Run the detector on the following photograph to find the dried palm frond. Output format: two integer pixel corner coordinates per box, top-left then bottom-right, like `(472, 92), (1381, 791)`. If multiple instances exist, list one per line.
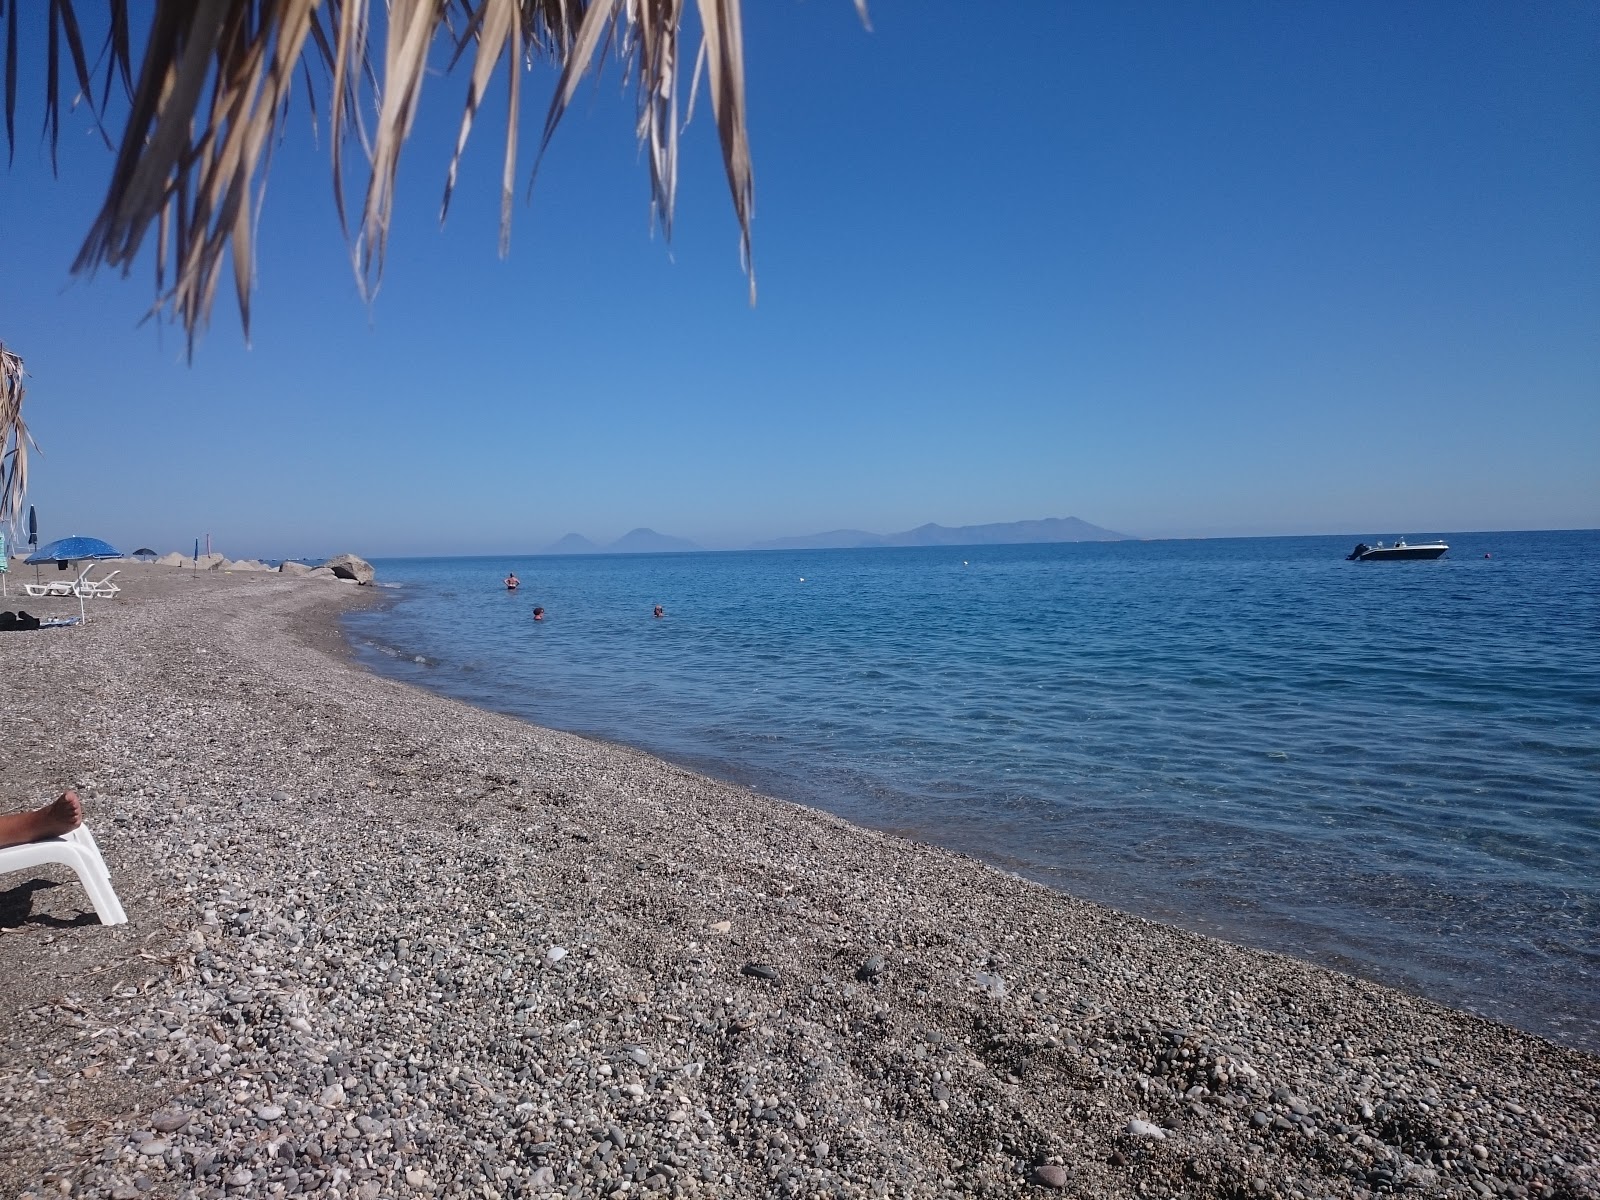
(1, 0), (762, 353)
(0, 341), (32, 532)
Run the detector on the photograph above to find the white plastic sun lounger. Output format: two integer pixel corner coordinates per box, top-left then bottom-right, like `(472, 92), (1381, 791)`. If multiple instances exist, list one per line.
(0, 825), (127, 925)
(78, 569), (121, 599)
(23, 565), (91, 599)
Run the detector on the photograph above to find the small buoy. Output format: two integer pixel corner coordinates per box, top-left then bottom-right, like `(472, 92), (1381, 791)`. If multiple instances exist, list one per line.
(1485, 553), (1492, 559)
(799, 577), (805, 582)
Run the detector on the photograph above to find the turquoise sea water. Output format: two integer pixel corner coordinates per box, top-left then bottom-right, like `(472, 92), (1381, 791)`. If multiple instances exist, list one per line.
(346, 531), (1600, 1051)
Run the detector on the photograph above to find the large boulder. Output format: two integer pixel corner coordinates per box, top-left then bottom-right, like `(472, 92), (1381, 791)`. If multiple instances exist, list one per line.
(278, 560), (311, 575)
(305, 567), (342, 581)
(156, 552), (185, 566)
(319, 553), (374, 585)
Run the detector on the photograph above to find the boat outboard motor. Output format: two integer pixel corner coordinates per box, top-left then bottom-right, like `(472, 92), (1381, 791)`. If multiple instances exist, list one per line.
(1347, 543), (1369, 561)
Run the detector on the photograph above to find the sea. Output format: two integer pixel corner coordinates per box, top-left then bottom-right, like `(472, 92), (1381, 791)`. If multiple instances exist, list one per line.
(345, 530), (1600, 1052)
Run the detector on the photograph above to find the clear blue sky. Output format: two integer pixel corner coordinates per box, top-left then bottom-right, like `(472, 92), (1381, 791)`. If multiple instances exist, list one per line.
(1, 2), (1595, 557)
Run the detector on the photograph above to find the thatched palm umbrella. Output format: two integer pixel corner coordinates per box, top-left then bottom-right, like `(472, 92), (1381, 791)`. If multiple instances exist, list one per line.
(0, 342), (29, 536)
(0, 0), (834, 528)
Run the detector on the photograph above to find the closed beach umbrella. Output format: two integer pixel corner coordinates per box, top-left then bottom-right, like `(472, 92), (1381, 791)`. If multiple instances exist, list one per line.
(26, 504), (36, 547)
(25, 535), (124, 564)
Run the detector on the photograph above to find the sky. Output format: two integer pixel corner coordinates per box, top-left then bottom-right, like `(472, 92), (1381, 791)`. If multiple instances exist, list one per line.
(1, 1), (1596, 558)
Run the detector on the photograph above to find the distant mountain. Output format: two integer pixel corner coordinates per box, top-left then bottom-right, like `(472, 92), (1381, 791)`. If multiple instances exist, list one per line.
(537, 528), (700, 555)
(751, 516), (1129, 551)
(543, 533), (602, 555)
(607, 528), (701, 554)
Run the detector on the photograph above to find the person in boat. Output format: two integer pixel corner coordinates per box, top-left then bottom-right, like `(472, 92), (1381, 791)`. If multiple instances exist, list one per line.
(1348, 543), (1370, 561)
(0, 791), (80, 848)
(532, 606), (545, 621)
(504, 572), (519, 591)
(653, 604), (664, 619)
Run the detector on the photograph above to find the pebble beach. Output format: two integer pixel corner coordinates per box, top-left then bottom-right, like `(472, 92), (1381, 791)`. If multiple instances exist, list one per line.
(1, 564), (1595, 1200)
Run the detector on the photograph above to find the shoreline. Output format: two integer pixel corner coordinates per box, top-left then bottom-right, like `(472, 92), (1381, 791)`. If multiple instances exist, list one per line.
(1, 565), (1595, 1199)
(342, 558), (1597, 1058)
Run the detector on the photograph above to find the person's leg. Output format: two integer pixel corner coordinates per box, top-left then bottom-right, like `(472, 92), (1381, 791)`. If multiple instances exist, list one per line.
(0, 791), (82, 848)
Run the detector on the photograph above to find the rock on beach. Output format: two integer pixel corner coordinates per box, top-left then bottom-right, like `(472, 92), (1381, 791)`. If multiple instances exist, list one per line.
(318, 552), (374, 584)
(0, 562), (1595, 1200)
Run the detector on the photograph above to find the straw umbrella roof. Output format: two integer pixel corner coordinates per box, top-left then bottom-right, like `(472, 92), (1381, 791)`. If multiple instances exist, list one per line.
(0, 0), (829, 528)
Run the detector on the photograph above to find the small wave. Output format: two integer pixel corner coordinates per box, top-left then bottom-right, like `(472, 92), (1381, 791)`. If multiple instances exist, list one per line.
(357, 637), (429, 667)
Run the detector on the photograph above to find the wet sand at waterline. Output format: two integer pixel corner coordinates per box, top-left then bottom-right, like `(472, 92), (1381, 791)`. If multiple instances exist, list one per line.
(1, 565), (1594, 1198)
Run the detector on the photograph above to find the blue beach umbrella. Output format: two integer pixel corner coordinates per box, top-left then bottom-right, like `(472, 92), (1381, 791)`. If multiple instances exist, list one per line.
(23, 536), (123, 623)
(26, 535), (124, 564)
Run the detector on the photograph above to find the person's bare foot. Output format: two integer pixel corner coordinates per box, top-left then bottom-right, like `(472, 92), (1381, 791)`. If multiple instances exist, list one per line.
(0, 791), (83, 849)
(37, 791), (82, 838)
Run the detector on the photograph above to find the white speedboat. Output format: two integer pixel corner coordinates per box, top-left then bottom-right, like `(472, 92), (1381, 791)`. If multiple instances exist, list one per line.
(1346, 538), (1449, 561)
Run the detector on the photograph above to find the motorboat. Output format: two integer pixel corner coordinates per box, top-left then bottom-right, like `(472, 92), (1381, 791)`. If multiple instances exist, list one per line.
(1346, 538), (1448, 561)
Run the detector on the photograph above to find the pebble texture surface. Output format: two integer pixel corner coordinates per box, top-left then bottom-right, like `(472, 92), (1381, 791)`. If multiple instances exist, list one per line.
(1, 565), (1596, 1199)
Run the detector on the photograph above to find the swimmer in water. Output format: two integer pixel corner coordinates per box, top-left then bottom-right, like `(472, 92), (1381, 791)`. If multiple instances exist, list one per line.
(532, 606), (545, 621)
(653, 604), (664, 619)
(505, 572), (519, 591)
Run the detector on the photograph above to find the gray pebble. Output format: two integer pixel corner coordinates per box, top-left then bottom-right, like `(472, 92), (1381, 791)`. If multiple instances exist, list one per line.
(1029, 1164), (1069, 1189)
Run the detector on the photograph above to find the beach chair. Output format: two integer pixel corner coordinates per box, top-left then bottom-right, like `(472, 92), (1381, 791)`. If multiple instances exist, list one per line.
(78, 569), (121, 599)
(0, 825), (127, 925)
(23, 565), (91, 599)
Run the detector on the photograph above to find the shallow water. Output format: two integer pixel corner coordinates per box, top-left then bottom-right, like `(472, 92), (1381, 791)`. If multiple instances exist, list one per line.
(346, 531), (1600, 1051)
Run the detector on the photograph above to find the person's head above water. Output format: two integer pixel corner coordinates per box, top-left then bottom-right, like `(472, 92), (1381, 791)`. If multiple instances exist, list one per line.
(532, 606), (545, 620)
(653, 604), (664, 618)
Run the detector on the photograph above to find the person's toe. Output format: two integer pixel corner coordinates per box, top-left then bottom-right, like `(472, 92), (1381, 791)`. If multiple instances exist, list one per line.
(52, 791), (83, 829)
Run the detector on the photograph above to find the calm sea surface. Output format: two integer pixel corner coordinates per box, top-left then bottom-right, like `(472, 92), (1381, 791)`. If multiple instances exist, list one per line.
(345, 531), (1600, 1051)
